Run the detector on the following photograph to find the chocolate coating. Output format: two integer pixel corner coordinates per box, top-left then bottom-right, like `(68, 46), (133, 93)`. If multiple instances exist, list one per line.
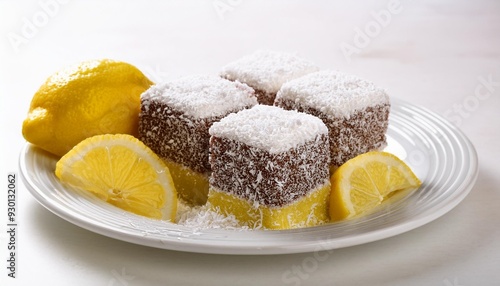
(275, 98), (390, 166)
(209, 134), (330, 207)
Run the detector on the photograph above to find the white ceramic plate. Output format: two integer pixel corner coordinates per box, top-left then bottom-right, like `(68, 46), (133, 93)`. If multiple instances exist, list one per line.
(20, 98), (478, 255)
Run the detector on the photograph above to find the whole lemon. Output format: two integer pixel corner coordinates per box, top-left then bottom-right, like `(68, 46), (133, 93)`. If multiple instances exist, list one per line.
(22, 59), (153, 157)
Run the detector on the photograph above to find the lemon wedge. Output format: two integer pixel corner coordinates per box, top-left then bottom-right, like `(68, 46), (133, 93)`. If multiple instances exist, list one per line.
(330, 151), (421, 221)
(55, 134), (177, 221)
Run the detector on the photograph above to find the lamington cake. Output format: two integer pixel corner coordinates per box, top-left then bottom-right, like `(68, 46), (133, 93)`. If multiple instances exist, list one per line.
(139, 75), (258, 205)
(275, 70), (390, 169)
(207, 105), (331, 230)
(220, 50), (319, 105)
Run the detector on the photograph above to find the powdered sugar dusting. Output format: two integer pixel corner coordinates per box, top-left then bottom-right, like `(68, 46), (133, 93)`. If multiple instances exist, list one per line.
(141, 75), (257, 119)
(209, 105), (328, 154)
(220, 50), (319, 94)
(276, 70), (390, 118)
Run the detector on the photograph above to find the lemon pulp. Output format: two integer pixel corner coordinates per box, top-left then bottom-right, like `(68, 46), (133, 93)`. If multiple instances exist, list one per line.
(55, 134), (177, 221)
(330, 151), (421, 221)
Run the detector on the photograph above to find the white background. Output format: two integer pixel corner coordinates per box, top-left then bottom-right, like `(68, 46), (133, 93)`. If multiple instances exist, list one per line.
(1, 0), (499, 285)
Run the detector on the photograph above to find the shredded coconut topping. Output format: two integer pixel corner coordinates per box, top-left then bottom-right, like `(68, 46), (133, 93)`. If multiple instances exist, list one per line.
(220, 50), (319, 94)
(140, 75), (257, 119)
(209, 105), (328, 154)
(276, 70), (390, 118)
(176, 201), (250, 230)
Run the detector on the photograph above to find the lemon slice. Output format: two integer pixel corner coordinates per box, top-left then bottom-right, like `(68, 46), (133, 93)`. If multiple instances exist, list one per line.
(55, 134), (177, 221)
(330, 151), (421, 221)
